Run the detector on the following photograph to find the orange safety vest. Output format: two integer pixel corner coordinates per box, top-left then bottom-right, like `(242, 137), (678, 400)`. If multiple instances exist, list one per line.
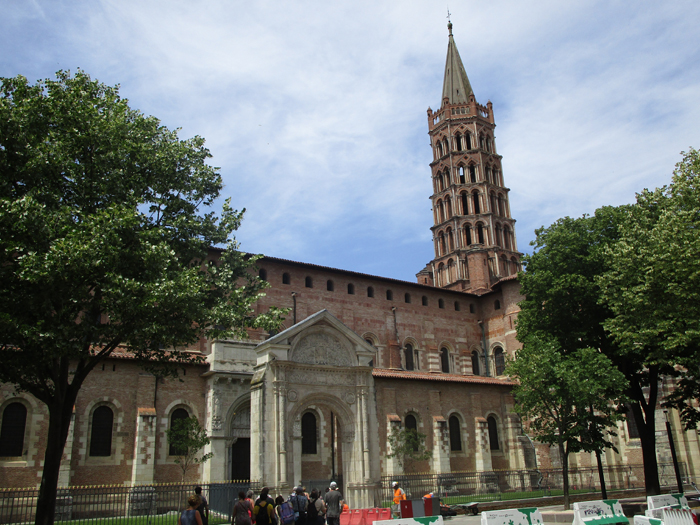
(393, 488), (406, 505)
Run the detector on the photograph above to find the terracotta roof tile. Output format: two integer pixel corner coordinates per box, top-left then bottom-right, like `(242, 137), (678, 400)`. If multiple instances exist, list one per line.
(372, 368), (513, 385)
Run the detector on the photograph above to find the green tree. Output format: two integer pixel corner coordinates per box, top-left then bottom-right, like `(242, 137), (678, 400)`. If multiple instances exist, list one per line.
(599, 148), (700, 428)
(0, 71), (284, 525)
(517, 206), (666, 495)
(387, 426), (432, 473)
(166, 417), (214, 482)
(506, 340), (625, 510)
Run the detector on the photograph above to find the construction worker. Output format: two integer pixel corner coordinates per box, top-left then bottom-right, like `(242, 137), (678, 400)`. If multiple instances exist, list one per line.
(391, 482), (406, 518)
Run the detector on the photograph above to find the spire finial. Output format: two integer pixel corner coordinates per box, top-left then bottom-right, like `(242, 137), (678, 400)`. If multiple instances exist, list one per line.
(447, 8), (453, 36)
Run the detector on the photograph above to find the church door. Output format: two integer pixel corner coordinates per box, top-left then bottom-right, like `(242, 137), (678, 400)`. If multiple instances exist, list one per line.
(230, 437), (250, 481)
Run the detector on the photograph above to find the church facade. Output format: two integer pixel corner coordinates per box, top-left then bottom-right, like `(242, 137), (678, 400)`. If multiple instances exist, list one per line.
(2, 24), (699, 506)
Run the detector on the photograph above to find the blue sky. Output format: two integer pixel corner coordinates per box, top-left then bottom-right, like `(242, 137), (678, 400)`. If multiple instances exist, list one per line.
(2, 1), (699, 282)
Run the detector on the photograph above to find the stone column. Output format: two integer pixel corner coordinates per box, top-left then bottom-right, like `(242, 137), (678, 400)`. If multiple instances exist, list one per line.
(505, 413), (526, 470)
(130, 407), (157, 485)
(431, 416), (451, 474)
(384, 416), (402, 477)
(292, 415), (302, 488)
(361, 388), (371, 482)
(474, 417), (493, 472)
(278, 386), (288, 486)
(58, 410), (75, 487)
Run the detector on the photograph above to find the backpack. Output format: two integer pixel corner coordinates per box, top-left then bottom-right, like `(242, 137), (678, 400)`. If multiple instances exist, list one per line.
(291, 495), (308, 518)
(306, 498), (319, 523)
(279, 501), (295, 525)
(255, 501), (270, 525)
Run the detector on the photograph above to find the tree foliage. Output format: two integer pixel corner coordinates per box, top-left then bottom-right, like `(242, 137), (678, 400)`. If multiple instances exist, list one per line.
(517, 206), (664, 495)
(506, 339), (625, 509)
(0, 71), (285, 525)
(386, 426), (432, 473)
(166, 417), (213, 482)
(599, 148), (700, 428)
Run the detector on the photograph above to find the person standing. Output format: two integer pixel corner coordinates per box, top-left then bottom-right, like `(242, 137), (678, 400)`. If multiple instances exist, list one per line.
(234, 491), (254, 525)
(179, 495), (204, 525)
(391, 482), (405, 518)
(290, 486), (308, 525)
(195, 486), (209, 525)
(307, 489), (326, 525)
(323, 482), (343, 525)
(254, 488), (275, 525)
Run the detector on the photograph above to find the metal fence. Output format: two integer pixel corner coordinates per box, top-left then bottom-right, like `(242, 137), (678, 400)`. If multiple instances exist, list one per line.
(0, 464), (692, 524)
(0, 481), (250, 525)
(379, 462), (690, 505)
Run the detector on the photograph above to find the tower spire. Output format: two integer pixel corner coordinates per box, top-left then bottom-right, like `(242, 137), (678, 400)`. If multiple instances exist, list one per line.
(441, 21), (473, 106)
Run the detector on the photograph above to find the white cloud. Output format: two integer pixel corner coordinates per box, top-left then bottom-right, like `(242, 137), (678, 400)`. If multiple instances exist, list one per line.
(1, 0), (699, 279)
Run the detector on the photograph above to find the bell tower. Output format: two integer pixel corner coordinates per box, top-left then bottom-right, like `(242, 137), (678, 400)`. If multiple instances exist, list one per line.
(417, 21), (520, 293)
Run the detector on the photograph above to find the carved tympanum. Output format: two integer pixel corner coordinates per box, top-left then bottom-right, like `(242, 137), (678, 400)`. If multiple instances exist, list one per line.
(291, 333), (353, 366)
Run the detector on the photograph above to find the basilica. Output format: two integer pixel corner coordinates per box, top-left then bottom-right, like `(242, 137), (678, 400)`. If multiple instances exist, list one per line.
(1, 23), (698, 509)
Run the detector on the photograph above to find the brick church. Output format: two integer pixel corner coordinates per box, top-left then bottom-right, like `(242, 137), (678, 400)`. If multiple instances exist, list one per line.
(1, 23), (699, 507)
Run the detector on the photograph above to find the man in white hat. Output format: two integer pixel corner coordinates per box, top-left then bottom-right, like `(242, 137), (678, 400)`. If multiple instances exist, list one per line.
(324, 482), (343, 525)
(391, 482), (405, 518)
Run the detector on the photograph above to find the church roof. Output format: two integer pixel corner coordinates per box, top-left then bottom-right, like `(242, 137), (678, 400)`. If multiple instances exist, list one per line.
(373, 367), (513, 385)
(441, 22), (474, 105)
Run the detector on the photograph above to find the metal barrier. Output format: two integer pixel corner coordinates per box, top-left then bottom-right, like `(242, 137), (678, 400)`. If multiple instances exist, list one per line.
(0, 481), (251, 525)
(379, 463), (689, 506)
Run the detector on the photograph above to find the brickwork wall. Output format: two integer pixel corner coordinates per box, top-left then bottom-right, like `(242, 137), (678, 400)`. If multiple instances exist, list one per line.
(251, 257), (520, 377)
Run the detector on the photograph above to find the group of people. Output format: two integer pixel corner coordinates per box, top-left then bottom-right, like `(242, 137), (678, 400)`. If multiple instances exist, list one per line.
(179, 486), (210, 525)
(231, 482), (345, 525)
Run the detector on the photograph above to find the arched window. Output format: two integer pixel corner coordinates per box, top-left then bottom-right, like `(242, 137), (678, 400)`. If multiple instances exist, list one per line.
(487, 416), (499, 450)
(504, 227), (512, 251)
(404, 343), (415, 371)
(282, 272), (291, 285)
(461, 193), (469, 215)
(455, 133), (463, 151)
(454, 301), (461, 311)
(422, 296), (428, 306)
(494, 300), (501, 310)
(405, 414), (417, 432)
(477, 224), (485, 244)
(449, 415), (462, 451)
(479, 135), (485, 150)
(89, 405), (114, 457)
(466, 133), (473, 150)
(443, 169), (450, 188)
(436, 141), (443, 158)
(439, 232), (446, 255)
(169, 408), (190, 456)
(445, 196), (452, 218)
(438, 298), (445, 309)
(495, 225), (503, 248)
(301, 412), (317, 454)
(443, 138), (449, 154)
(404, 293), (411, 304)
(465, 225), (473, 246)
(347, 283), (355, 295)
(367, 286), (375, 298)
(0, 402), (27, 457)
(625, 408), (640, 439)
(258, 268), (267, 281)
(471, 351), (480, 376)
(472, 192), (480, 214)
(305, 276), (313, 288)
(447, 259), (455, 283)
(490, 193), (497, 214)
(469, 165), (476, 183)
(386, 290), (393, 301)
(494, 347), (505, 376)
(458, 166), (466, 184)
(440, 347), (450, 373)
(327, 280), (334, 291)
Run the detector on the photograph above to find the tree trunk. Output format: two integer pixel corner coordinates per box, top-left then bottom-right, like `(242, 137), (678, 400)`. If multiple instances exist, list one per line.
(34, 388), (79, 525)
(596, 450), (607, 499)
(628, 368), (661, 496)
(560, 442), (570, 510)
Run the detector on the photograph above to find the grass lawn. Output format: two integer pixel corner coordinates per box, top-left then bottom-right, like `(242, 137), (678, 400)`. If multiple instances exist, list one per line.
(55, 515), (230, 525)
